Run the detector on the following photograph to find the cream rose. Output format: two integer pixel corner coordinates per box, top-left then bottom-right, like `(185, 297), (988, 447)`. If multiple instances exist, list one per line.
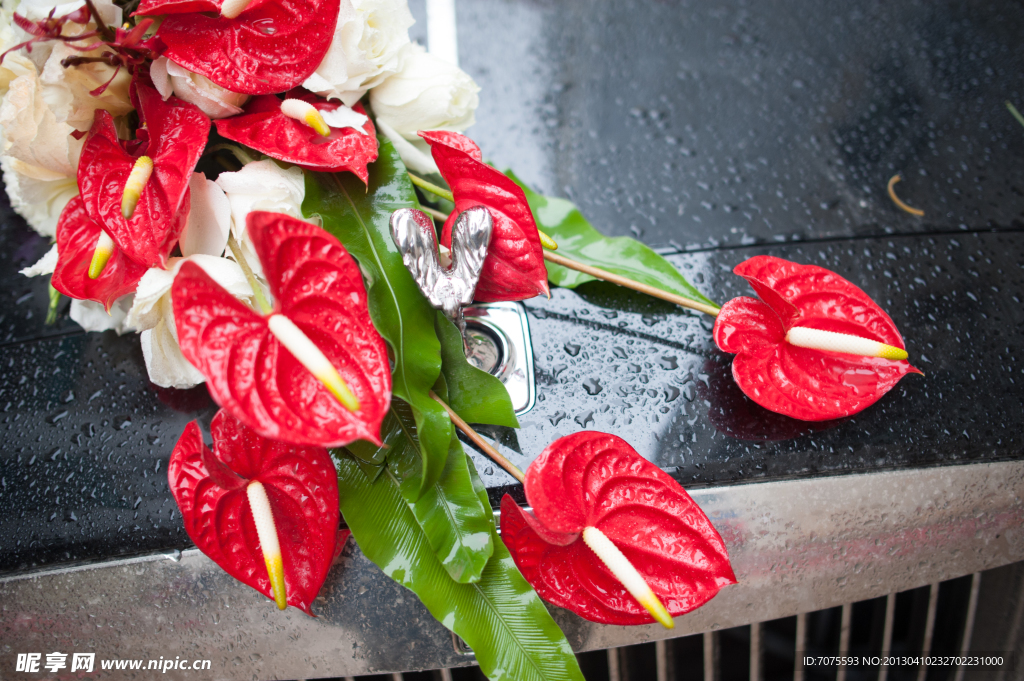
(150, 57), (249, 119)
(127, 255), (252, 388)
(303, 0), (414, 106)
(370, 42), (479, 138)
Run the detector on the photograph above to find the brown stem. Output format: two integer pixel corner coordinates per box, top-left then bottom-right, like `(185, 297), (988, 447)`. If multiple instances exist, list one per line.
(429, 391), (525, 484)
(542, 250), (721, 317)
(82, 0), (115, 42)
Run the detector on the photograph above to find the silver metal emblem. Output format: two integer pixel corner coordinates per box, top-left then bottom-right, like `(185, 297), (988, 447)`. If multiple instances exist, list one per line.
(389, 206), (493, 350)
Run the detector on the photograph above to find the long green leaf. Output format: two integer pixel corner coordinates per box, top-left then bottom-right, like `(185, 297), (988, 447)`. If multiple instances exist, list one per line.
(436, 312), (519, 428)
(384, 398), (494, 583)
(303, 137), (451, 497)
(337, 454), (585, 681)
(508, 171), (719, 308)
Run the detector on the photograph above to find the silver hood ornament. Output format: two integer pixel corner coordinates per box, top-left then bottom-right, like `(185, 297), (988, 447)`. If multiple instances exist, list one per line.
(389, 206), (493, 350)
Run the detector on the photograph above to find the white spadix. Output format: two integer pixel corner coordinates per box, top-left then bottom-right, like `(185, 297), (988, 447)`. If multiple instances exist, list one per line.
(582, 526), (674, 629)
(121, 156), (153, 220)
(785, 326), (908, 361)
(266, 314), (360, 411)
(88, 231), (115, 280)
(280, 99), (331, 137)
(220, 0), (252, 18)
(246, 480), (286, 610)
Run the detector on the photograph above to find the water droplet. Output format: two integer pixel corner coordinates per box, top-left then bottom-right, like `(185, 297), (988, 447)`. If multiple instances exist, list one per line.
(582, 378), (602, 395)
(563, 342), (581, 356)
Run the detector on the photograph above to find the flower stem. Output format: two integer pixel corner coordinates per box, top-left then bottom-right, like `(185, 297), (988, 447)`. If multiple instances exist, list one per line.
(82, 0), (115, 42)
(227, 233), (272, 315)
(207, 143), (256, 167)
(46, 282), (62, 325)
(542, 250), (721, 317)
(408, 173), (454, 203)
(430, 390), (525, 484)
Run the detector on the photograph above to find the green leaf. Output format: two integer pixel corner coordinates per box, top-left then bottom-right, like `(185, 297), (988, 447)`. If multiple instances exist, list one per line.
(382, 398), (494, 583)
(508, 171), (719, 309)
(436, 312), (519, 428)
(303, 136), (452, 497)
(337, 454), (585, 681)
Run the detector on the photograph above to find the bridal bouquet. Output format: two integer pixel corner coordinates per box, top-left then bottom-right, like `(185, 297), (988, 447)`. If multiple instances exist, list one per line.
(2, 0), (921, 677)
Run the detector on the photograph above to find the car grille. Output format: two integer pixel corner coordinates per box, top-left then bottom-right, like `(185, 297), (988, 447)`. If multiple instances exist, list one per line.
(326, 560), (1024, 681)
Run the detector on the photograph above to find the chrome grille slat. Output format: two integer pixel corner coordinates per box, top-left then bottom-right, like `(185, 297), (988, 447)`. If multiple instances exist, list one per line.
(655, 638), (671, 681)
(607, 646), (621, 681)
(917, 583), (939, 681)
(878, 593), (896, 681)
(749, 622), (762, 681)
(703, 631), (718, 681)
(953, 572), (982, 681)
(793, 613), (807, 681)
(836, 603), (852, 681)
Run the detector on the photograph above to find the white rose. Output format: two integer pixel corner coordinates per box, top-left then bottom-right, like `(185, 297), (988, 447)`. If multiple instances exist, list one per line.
(0, 55), (83, 178)
(0, 5), (22, 94)
(41, 39), (132, 131)
(215, 159), (309, 279)
(370, 42), (479, 138)
(14, 0), (121, 71)
(150, 57), (249, 119)
(303, 0), (414, 106)
(128, 255), (252, 388)
(70, 296), (134, 334)
(2, 154), (77, 237)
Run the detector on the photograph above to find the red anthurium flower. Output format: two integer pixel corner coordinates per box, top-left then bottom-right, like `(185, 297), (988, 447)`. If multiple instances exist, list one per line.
(215, 93), (378, 182)
(500, 432), (736, 627)
(79, 79), (210, 268)
(172, 212), (392, 447)
(51, 196), (151, 309)
(420, 130), (550, 302)
(712, 256), (922, 421)
(137, 0), (340, 95)
(168, 410), (347, 614)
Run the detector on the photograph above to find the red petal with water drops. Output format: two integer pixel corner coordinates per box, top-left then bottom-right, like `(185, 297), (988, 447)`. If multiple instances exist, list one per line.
(51, 196), (152, 309)
(142, 0), (339, 95)
(215, 95), (378, 182)
(172, 212), (392, 447)
(420, 130), (550, 302)
(713, 256), (922, 421)
(500, 432), (736, 625)
(167, 411), (342, 615)
(78, 81), (210, 268)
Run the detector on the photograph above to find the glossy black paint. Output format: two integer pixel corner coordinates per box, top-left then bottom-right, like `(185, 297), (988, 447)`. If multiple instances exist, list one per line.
(3, 0), (1024, 573)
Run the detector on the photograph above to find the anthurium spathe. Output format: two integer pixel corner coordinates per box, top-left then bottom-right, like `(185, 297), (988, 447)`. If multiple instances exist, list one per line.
(172, 211), (392, 447)
(168, 410), (347, 614)
(420, 130), (550, 302)
(214, 93), (377, 182)
(137, 0), (341, 96)
(51, 195), (156, 309)
(712, 256), (922, 421)
(500, 432), (736, 627)
(78, 79), (210, 268)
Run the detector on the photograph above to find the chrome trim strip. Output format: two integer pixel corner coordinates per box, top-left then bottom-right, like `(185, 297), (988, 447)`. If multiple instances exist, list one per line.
(607, 647), (621, 681)
(2, 461), (1023, 678)
(749, 622), (762, 681)
(655, 639), (670, 681)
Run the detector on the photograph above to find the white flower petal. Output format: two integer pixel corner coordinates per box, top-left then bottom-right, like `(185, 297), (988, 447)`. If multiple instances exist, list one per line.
(2, 155), (77, 237)
(376, 118), (439, 175)
(127, 254), (250, 332)
(320, 105), (369, 134)
(150, 56), (174, 100)
(156, 57), (248, 119)
(70, 296), (134, 334)
(19, 243), (57, 277)
(180, 173), (231, 257)
(141, 321), (206, 389)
